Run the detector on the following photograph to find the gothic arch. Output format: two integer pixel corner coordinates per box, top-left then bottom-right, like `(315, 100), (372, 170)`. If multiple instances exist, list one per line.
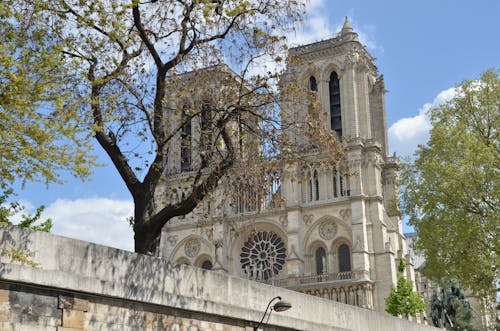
(301, 66), (321, 87)
(321, 62), (344, 82)
(175, 257), (190, 265)
(228, 220), (288, 278)
(306, 240), (328, 275)
(303, 215), (351, 249)
(331, 237), (353, 274)
(170, 234), (214, 265)
(194, 254), (213, 270)
(300, 163), (323, 203)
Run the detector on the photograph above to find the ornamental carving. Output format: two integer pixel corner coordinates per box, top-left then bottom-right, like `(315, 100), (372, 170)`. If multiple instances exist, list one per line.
(303, 214), (314, 225)
(279, 215), (288, 228)
(184, 239), (200, 257)
(167, 235), (178, 246)
(240, 231), (286, 280)
(319, 220), (338, 240)
(339, 208), (351, 221)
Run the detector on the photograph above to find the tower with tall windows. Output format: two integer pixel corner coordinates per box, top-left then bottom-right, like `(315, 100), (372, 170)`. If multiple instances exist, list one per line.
(158, 17), (414, 314)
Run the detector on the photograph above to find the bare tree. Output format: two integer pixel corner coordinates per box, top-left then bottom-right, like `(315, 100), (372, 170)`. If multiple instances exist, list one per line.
(17, 0), (341, 254)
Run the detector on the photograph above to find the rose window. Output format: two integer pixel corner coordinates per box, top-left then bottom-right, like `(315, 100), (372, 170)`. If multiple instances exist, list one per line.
(240, 231), (286, 280)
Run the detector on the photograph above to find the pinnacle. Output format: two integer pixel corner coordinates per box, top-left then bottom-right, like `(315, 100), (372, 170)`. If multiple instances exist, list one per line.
(341, 16), (354, 35)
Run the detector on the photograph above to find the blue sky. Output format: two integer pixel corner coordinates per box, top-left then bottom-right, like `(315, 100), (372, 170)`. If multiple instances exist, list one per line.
(11, 0), (500, 251)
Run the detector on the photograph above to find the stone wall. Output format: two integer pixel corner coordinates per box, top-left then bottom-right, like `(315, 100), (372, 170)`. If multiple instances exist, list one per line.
(0, 226), (438, 331)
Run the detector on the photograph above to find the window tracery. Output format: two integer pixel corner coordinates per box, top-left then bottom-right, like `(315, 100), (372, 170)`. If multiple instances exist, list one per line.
(329, 71), (342, 139)
(240, 231), (286, 280)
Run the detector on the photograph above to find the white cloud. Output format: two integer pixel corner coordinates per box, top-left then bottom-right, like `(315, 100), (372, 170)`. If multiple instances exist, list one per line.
(42, 198), (134, 251)
(286, 6), (382, 55)
(388, 87), (456, 158)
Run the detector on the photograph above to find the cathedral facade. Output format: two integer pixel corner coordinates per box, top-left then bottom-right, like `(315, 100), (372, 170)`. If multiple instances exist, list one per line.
(158, 18), (415, 314)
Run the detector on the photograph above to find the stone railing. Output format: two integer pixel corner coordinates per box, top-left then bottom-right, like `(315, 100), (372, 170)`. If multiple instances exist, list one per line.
(297, 281), (374, 309)
(264, 271), (353, 287)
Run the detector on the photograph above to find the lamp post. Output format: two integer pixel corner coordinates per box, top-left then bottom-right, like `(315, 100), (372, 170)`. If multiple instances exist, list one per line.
(253, 296), (292, 331)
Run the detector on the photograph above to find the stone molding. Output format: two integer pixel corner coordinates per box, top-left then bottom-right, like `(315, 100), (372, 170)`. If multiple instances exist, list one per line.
(0, 227), (438, 331)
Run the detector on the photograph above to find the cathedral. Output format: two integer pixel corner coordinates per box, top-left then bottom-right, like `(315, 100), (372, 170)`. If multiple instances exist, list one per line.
(157, 17), (416, 314)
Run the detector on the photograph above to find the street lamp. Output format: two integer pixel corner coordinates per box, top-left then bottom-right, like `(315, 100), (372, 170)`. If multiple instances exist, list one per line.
(253, 296), (292, 331)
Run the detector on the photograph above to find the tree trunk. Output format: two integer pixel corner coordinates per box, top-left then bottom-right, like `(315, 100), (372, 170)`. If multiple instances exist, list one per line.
(133, 198), (162, 254)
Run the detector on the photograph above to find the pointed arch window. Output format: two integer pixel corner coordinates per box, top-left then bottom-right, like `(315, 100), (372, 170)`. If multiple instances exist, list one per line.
(313, 170), (319, 201)
(201, 260), (213, 270)
(338, 244), (351, 272)
(315, 247), (326, 275)
(333, 169), (338, 198)
(309, 76), (318, 91)
(180, 108), (192, 172)
(329, 72), (342, 138)
(200, 100), (213, 154)
(308, 175), (313, 202)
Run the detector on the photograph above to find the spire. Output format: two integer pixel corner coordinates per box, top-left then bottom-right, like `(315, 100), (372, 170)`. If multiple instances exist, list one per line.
(341, 16), (354, 35)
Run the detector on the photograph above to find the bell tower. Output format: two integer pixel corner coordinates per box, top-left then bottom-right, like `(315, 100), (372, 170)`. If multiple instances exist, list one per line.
(280, 17), (411, 311)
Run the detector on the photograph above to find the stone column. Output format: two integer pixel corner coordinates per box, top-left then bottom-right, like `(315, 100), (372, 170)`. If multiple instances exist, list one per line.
(285, 210), (303, 277)
(341, 53), (360, 138)
(355, 64), (372, 140)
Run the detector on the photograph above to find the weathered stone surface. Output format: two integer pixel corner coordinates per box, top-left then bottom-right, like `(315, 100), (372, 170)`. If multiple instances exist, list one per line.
(58, 295), (89, 312)
(61, 309), (84, 328)
(0, 226), (439, 331)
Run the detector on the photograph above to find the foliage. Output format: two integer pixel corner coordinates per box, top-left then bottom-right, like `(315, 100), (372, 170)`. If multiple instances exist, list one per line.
(401, 69), (500, 299)
(0, 2), (96, 189)
(0, 189), (52, 232)
(385, 257), (426, 318)
(430, 281), (478, 331)
(8, 0), (342, 253)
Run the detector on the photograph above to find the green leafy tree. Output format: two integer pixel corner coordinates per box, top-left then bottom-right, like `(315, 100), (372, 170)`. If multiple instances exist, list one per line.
(430, 282), (478, 331)
(0, 189), (52, 232)
(385, 258), (426, 318)
(0, 2), (96, 189)
(401, 69), (499, 299)
(8, 0), (341, 254)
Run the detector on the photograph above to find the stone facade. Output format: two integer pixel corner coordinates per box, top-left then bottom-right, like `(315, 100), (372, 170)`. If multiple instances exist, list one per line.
(158, 18), (415, 314)
(0, 225), (439, 330)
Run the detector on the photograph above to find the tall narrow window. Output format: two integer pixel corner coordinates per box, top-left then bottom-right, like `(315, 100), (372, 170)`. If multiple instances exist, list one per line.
(333, 169), (338, 198)
(340, 175), (344, 197)
(338, 244), (351, 272)
(180, 109), (192, 172)
(201, 101), (212, 155)
(315, 247), (326, 275)
(329, 72), (342, 139)
(344, 174), (350, 196)
(308, 176), (313, 202)
(309, 76), (318, 91)
(314, 170), (319, 201)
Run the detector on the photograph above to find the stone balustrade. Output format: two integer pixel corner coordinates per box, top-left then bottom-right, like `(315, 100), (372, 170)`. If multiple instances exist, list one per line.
(264, 271), (354, 287)
(261, 272), (373, 309)
(297, 281), (374, 309)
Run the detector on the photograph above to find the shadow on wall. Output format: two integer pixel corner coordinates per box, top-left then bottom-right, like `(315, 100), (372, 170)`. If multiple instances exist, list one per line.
(0, 225), (37, 277)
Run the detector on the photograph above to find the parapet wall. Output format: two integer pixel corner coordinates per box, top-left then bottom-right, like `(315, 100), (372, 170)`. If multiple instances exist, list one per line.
(0, 226), (438, 331)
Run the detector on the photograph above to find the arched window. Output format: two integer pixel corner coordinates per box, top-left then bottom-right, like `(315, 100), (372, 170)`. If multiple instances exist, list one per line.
(344, 174), (350, 196)
(338, 244), (351, 272)
(200, 101), (213, 154)
(315, 247), (326, 275)
(333, 169), (338, 198)
(329, 72), (342, 139)
(340, 175), (344, 197)
(308, 174), (313, 202)
(313, 170), (319, 201)
(309, 76), (318, 91)
(201, 260), (213, 270)
(180, 108), (192, 172)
